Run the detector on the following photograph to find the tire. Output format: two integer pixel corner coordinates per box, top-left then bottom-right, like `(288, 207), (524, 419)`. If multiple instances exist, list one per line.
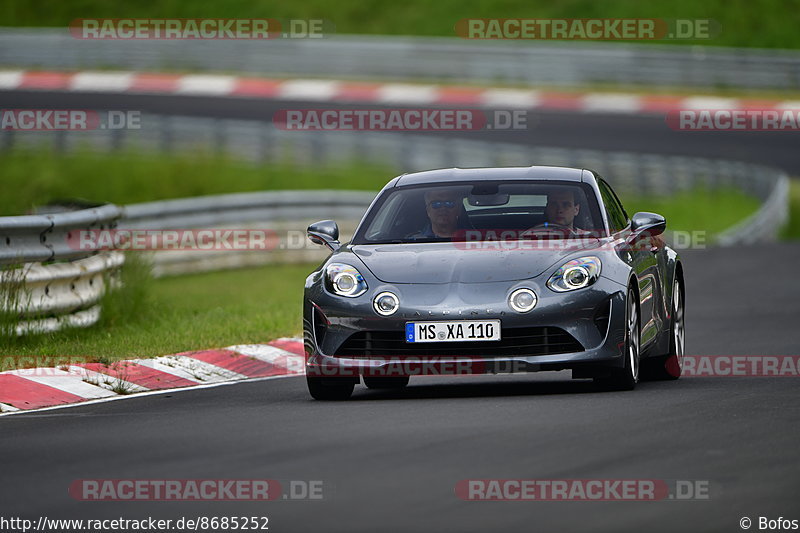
(306, 376), (355, 401)
(595, 287), (640, 391)
(363, 376), (410, 389)
(643, 278), (685, 381)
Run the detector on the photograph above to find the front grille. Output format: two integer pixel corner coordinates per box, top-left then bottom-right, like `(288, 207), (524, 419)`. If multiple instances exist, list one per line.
(334, 327), (583, 358)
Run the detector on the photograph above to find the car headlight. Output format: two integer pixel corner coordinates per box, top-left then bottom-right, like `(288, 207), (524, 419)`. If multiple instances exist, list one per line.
(547, 256), (602, 292)
(508, 288), (537, 313)
(325, 263), (368, 297)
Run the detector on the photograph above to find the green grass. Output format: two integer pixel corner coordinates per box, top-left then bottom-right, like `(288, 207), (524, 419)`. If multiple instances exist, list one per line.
(779, 178), (800, 239)
(1, 0), (799, 49)
(0, 148), (392, 216)
(1, 146), (763, 237)
(0, 260), (312, 366)
(620, 186), (761, 237)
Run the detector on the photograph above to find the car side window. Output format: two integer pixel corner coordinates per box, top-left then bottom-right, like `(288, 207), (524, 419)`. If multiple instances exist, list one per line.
(598, 179), (628, 233)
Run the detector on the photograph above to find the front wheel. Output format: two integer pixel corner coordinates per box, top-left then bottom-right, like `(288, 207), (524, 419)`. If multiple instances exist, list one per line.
(643, 279), (685, 381)
(307, 376), (355, 401)
(595, 287), (640, 391)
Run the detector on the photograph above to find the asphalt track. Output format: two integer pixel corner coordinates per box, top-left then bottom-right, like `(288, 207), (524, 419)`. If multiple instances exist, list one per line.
(1, 90), (799, 174)
(1, 89), (799, 533)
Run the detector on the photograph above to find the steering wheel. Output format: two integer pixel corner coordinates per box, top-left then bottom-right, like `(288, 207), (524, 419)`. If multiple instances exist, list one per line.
(522, 223), (577, 237)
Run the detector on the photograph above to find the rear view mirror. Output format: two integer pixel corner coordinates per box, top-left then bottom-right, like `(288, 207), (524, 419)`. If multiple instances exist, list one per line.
(631, 212), (666, 237)
(468, 183), (509, 206)
(468, 184), (509, 207)
(307, 220), (340, 251)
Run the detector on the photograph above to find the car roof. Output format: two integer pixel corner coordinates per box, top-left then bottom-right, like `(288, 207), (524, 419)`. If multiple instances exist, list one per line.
(393, 166), (588, 187)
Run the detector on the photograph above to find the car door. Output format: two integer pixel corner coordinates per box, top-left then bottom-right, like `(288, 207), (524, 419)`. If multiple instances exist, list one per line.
(598, 179), (662, 349)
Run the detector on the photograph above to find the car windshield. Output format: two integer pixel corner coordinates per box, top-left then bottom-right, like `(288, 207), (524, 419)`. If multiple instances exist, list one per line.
(354, 181), (606, 244)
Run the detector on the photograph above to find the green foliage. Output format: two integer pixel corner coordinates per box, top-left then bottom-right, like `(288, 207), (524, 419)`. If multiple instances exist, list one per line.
(1, 0), (797, 49)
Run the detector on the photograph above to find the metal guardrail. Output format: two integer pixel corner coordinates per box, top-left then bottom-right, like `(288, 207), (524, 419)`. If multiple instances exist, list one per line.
(121, 190), (376, 230)
(0, 204), (124, 335)
(120, 191), (375, 276)
(718, 174), (790, 246)
(0, 203), (122, 264)
(1, 251), (124, 335)
(2, 112), (789, 248)
(1, 28), (800, 90)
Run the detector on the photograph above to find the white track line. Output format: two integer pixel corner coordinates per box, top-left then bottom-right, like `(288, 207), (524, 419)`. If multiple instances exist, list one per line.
(0, 403), (20, 413)
(680, 96), (740, 109)
(377, 83), (438, 104)
(227, 344), (306, 374)
(66, 365), (149, 394)
(0, 340), (306, 416)
(6, 368), (117, 399)
(0, 70), (23, 89)
(70, 72), (133, 92)
(145, 355), (249, 383)
(582, 93), (642, 113)
(132, 357), (204, 383)
(0, 69), (790, 117)
(177, 74), (237, 95)
(0, 373), (303, 417)
(278, 79), (341, 100)
(481, 88), (540, 108)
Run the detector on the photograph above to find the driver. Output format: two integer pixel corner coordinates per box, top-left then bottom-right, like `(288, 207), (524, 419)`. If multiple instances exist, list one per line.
(525, 188), (591, 236)
(407, 188), (464, 239)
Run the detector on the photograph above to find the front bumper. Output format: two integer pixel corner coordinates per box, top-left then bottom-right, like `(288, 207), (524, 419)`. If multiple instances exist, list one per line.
(304, 275), (628, 377)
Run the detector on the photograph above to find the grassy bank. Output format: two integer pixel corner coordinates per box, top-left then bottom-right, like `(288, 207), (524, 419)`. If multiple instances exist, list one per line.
(621, 187), (760, 237)
(779, 179), (800, 239)
(0, 147), (761, 238)
(1, 0), (797, 49)
(0, 148), (392, 216)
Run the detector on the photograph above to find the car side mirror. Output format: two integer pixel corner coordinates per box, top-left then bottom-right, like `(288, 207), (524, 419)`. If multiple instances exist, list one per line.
(630, 212), (666, 237)
(307, 220), (341, 251)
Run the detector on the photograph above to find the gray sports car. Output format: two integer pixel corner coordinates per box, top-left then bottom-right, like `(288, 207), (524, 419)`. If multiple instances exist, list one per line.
(303, 166), (685, 400)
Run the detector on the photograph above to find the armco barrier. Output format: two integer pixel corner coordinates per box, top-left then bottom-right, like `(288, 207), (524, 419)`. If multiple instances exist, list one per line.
(0, 205), (123, 335)
(119, 191), (375, 276)
(1, 251), (124, 335)
(0, 111), (789, 251)
(1, 29), (799, 90)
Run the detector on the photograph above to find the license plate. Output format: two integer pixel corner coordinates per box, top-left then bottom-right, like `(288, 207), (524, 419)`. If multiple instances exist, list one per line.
(405, 320), (501, 343)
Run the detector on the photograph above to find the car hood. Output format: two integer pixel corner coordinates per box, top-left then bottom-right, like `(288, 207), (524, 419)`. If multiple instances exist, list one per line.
(350, 240), (602, 284)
